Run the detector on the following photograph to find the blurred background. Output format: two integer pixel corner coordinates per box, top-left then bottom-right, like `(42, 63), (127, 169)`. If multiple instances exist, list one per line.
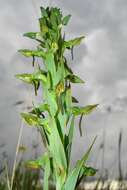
(0, 0), (127, 180)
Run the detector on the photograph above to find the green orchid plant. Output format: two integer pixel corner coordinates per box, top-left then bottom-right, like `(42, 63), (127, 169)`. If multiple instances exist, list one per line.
(16, 6), (98, 190)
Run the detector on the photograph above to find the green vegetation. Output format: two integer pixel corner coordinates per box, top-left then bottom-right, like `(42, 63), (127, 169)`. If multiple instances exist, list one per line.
(15, 6), (98, 190)
(0, 6), (99, 190)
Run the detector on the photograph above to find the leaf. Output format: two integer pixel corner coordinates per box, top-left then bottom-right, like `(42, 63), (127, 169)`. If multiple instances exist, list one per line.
(39, 17), (49, 33)
(66, 116), (75, 165)
(23, 32), (41, 39)
(48, 118), (67, 171)
(16, 72), (47, 96)
(25, 153), (48, 169)
(64, 36), (85, 49)
(25, 161), (40, 169)
(15, 73), (33, 83)
(54, 63), (64, 85)
(66, 74), (85, 83)
(62, 15), (71, 25)
(57, 111), (67, 135)
(65, 86), (72, 115)
(47, 90), (58, 116)
(18, 49), (45, 58)
(72, 104), (99, 116)
(55, 115), (64, 142)
(16, 71), (47, 86)
(24, 32), (37, 39)
(21, 113), (40, 126)
(50, 10), (58, 30)
(33, 103), (49, 113)
(59, 92), (65, 113)
(43, 155), (50, 190)
(63, 137), (97, 190)
(21, 112), (50, 134)
(50, 7), (62, 25)
(33, 70), (47, 83)
(40, 118), (51, 134)
(45, 52), (56, 81)
(68, 116), (75, 151)
(77, 166), (98, 187)
(39, 126), (48, 148)
(40, 7), (48, 17)
(79, 166), (98, 178)
(23, 32), (44, 45)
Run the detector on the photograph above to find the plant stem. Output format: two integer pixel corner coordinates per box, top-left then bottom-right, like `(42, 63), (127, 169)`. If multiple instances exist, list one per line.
(10, 120), (24, 190)
(4, 160), (11, 190)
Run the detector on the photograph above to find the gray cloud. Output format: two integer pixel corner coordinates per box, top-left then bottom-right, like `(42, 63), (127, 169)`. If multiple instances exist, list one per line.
(0, 0), (127, 176)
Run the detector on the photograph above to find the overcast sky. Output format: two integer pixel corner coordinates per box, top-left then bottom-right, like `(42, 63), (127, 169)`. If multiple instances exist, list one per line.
(0, 0), (127, 178)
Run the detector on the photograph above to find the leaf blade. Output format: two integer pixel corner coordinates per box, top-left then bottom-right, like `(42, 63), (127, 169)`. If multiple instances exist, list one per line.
(62, 15), (71, 25)
(63, 137), (97, 190)
(64, 36), (85, 49)
(72, 104), (99, 116)
(18, 49), (45, 58)
(66, 74), (85, 84)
